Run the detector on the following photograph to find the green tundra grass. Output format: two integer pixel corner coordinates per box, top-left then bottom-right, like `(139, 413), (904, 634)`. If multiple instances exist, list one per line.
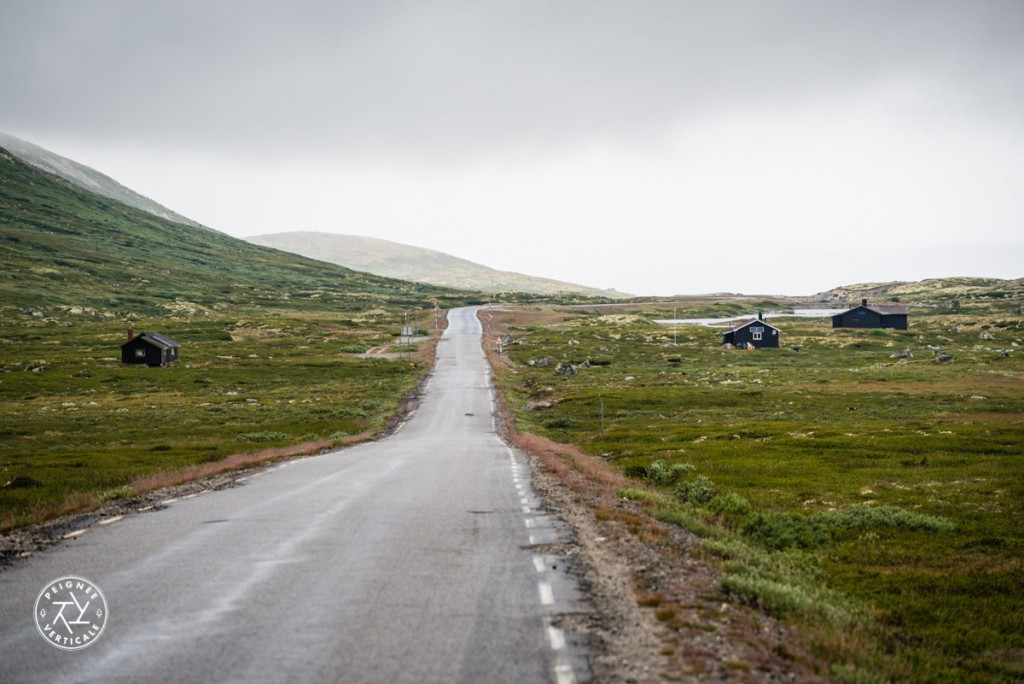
(0, 313), (432, 529)
(491, 295), (1023, 683)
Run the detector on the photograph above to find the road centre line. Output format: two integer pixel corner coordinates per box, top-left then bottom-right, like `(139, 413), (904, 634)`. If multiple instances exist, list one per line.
(97, 515), (123, 526)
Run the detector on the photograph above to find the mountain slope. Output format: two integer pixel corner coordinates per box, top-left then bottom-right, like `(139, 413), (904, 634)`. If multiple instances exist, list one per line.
(0, 131), (208, 230)
(0, 146), (469, 318)
(809, 277), (1023, 308)
(247, 232), (631, 298)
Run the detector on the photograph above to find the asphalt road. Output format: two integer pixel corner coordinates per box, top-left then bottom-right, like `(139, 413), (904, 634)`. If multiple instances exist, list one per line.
(0, 306), (588, 683)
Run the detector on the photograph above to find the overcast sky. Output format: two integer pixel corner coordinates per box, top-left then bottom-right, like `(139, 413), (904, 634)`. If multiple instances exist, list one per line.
(2, 1), (1022, 295)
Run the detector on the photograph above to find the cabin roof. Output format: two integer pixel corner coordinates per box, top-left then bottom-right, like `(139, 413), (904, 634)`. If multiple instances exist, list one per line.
(125, 331), (179, 349)
(838, 304), (909, 316)
(727, 318), (780, 332)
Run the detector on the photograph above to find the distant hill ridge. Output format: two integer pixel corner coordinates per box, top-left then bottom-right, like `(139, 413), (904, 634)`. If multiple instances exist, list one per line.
(811, 277), (1023, 306)
(246, 232), (631, 299)
(0, 131), (207, 230)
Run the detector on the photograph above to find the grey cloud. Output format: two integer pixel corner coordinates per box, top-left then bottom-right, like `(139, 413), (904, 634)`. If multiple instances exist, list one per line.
(2, 0), (1023, 162)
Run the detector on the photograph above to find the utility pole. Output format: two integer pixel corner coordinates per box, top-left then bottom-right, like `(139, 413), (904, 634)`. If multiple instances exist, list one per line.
(402, 310), (409, 360)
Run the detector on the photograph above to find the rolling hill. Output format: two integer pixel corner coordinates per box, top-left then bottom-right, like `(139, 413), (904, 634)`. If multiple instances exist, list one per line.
(246, 232), (632, 299)
(808, 277), (1024, 309)
(0, 144), (472, 319)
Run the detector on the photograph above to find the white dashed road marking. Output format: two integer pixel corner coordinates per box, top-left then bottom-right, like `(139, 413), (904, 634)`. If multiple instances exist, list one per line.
(538, 581), (555, 606)
(505, 439), (580, 684)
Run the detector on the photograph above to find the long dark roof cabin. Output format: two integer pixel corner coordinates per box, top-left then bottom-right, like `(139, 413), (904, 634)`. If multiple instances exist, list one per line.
(723, 312), (780, 349)
(832, 299), (909, 330)
(121, 330), (180, 366)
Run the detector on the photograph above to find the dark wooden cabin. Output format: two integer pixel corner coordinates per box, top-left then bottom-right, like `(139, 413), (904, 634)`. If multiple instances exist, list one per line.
(723, 313), (780, 349)
(121, 331), (180, 366)
(832, 299), (909, 330)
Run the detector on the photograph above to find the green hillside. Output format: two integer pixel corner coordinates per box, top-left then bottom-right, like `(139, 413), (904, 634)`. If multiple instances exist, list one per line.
(0, 131), (208, 230)
(0, 146), (470, 319)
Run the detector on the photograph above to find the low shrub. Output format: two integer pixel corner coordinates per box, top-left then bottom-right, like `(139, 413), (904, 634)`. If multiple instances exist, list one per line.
(742, 512), (832, 550)
(235, 431), (290, 442)
(675, 475), (717, 504)
(814, 504), (955, 533)
(646, 460), (695, 486)
(708, 492), (752, 517)
(99, 485), (133, 501)
(653, 506), (717, 538)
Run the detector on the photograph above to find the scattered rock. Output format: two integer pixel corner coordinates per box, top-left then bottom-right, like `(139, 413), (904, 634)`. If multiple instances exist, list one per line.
(936, 354), (954, 363)
(3, 476), (43, 489)
(556, 362), (577, 376)
(525, 400), (556, 411)
(891, 348), (913, 359)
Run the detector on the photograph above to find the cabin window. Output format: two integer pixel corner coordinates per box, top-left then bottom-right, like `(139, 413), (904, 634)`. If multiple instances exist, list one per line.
(135, 349), (146, 358)
(752, 332), (763, 341)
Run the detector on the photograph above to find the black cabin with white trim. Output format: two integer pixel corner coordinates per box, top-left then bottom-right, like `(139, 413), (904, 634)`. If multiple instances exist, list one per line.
(121, 331), (180, 366)
(723, 313), (780, 349)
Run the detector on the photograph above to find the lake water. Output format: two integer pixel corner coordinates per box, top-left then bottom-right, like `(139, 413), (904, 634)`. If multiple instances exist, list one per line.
(654, 309), (847, 327)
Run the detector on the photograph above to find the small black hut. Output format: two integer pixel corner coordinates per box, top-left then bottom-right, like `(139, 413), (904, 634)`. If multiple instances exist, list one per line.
(723, 313), (780, 349)
(121, 331), (180, 366)
(831, 299), (909, 330)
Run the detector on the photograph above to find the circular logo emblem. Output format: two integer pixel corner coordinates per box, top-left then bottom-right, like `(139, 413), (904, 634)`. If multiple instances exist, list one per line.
(34, 576), (109, 650)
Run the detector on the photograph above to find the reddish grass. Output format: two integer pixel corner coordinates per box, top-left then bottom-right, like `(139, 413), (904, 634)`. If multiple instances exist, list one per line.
(128, 439), (335, 494)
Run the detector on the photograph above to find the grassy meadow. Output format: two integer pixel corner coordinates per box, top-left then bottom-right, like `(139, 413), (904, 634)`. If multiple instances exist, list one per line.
(489, 292), (1024, 683)
(0, 312), (439, 530)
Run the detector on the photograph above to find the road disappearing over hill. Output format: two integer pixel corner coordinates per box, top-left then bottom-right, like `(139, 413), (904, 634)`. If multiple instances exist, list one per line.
(0, 307), (588, 683)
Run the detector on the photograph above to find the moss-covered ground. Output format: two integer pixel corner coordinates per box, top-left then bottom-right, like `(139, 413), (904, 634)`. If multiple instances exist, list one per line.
(489, 296), (1024, 683)
(0, 312), (437, 529)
